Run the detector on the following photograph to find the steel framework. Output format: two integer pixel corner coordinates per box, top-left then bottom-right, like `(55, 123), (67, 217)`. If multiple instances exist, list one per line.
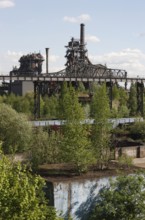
(0, 24), (144, 118)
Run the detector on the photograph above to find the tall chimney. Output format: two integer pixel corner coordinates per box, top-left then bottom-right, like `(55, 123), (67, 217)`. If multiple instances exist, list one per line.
(80, 24), (85, 60)
(45, 48), (49, 74)
(80, 23), (85, 48)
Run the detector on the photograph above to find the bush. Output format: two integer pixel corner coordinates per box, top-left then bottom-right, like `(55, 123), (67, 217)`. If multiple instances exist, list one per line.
(118, 154), (133, 168)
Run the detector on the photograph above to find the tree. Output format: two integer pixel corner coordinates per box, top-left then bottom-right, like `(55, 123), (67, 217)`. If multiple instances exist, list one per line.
(89, 173), (145, 220)
(30, 128), (63, 170)
(128, 83), (137, 116)
(0, 149), (60, 220)
(43, 95), (59, 119)
(129, 121), (145, 141)
(1, 93), (33, 117)
(118, 105), (130, 118)
(112, 84), (120, 100)
(59, 83), (95, 173)
(118, 87), (128, 107)
(90, 84), (111, 169)
(0, 103), (32, 153)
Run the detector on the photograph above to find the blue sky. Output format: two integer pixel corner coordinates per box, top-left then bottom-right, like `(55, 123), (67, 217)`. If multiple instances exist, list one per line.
(0, 0), (145, 77)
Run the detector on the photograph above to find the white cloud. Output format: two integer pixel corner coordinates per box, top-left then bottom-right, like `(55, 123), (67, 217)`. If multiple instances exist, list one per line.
(63, 14), (91, 23)
(86, 35), (100, 43)
(42, 54), (61, 72)
(0, 50), (63, 74)
(88, 48), (145, 78)
(78, 14), (91, 22)
(49, 55), (60, 63)
(2, 48), (145, 78)
(0, 0), (15, 8)
(6, 50), (23, 63)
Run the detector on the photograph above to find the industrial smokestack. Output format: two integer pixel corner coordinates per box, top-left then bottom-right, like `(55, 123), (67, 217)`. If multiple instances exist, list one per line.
(80, 23), (85, 47)
(45, 48), (49, 74)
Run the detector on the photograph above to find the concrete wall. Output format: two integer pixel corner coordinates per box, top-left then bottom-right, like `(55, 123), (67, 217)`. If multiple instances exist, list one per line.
(11, 81), (33, 96)
(22, 81), (33, 95)
(115, 146), (145, 159)
(46, 177), (110, 220)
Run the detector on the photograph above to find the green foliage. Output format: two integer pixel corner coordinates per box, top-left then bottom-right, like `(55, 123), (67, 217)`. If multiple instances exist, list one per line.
(30, 128), (63, 170)
(83, 103), (90, 118)
(0, 103), (32, 153)
(118, 154), (133, 168)
(129, 121), (145, 141)
(0, 149), (59, 220)
(118, 87), (128, 107)
(91, 84), (111, 169)
(24, 92), (34, 116)
(90, 84), (110, 119)
(128, 83), (137, 116)
(77, 82), (86, 92)
(112, 84), (120, 100)
(58, 82), (84, 120)
(59, 83), (95, 173)
(43, 95), (59, 119)
(118, 105), (130, 118)
(89, 173), (145, 220)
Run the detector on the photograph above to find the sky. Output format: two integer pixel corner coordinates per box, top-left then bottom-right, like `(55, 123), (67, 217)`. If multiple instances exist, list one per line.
(1, 0), (145, 78)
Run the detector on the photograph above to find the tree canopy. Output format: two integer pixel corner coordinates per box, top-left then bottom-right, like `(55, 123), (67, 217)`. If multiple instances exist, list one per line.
(0, 103), (32, 153)
(0, 149), (60, 220)
(90, 84), (111, 169)
(89, 173), (145, 220)
(59, 83), (95, 173)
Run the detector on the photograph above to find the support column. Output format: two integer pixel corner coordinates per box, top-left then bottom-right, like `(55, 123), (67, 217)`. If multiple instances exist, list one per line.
(106, 81), (113, 110)
(125, 81), (128, 90)
(9, 71), (12, 94)
(137, 82), (144, 116)
(45, 48), (49, 74)
(34, 81), (41, 119)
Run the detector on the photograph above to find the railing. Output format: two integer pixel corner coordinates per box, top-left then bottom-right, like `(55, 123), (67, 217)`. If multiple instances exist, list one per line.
(30, 117), (144, 128)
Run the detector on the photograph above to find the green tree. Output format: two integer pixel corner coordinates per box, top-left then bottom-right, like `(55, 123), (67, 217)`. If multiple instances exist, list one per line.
(24, 92), (34, 116)
(3, 93), (16, 107)
(1, 93), (34, 117)
(43, 95), (59, 119)
(129, 121), (145, 141)
(89, 173), (145, 220)
(118, 87), (128, 107)
(90, 84), (111, 169)
(128, 83), (137, 116)
(59, 83), (95, 173)
(0, 103), (32, 153)
(0, 149), (60, 220)
(30, 128), (63, 170)
(77, 82), (86, 93)
(118, 105), (130, 118)
(112, 84), (120, 100)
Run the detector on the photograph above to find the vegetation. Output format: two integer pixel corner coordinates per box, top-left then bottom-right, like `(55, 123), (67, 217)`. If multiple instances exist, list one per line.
(1, 82), (145, 219)
(1, 82), (144, 172)
(118, 154), (133, 168)
(89, 173), (145, 220)
(58, 83), (95, 173)
(0, 103), (32, 153)
(0, 82), (144, 119)
(30, 128), (63, 170)
(128, 83), (137, 116)
(90, 84), (111, 169)
(129, 121), (145, 141)
(0, 148), (60, 220)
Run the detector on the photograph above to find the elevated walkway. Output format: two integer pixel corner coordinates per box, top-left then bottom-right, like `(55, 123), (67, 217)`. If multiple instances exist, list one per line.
(31, 117), (143, 128)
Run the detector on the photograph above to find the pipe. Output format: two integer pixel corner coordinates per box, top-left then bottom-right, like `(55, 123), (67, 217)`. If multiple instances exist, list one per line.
(45, 48), (49, 74)
(80, 23), (85, 47)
